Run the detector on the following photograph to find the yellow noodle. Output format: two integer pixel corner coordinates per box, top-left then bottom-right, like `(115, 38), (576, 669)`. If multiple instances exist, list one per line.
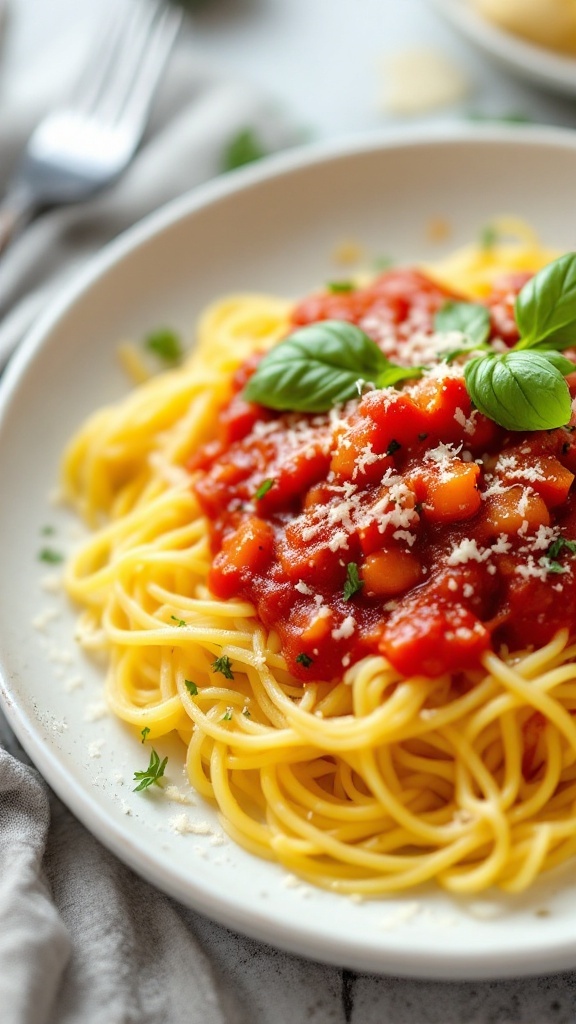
(61, 243), (576, 895)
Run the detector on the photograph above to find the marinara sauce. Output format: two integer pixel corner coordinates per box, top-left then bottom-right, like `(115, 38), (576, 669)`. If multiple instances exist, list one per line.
(191, 269), (576, 681)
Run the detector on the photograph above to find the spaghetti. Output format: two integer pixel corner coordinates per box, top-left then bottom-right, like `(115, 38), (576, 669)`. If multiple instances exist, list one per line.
(62, 229), (576, 895)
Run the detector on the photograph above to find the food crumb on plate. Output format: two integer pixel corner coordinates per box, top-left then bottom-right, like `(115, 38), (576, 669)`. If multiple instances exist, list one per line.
(164, 784), (195, 805)
(84, 701), (108, 722)
(170, 814), (213, 836)
(39, 573), (63, 593)
(377, 902), (421, 929)
(466, 900), (505, 920)
(32, 607), (60, 632)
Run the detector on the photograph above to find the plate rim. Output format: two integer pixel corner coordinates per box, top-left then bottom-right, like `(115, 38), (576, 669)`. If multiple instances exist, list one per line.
(4, 124), (576, 979)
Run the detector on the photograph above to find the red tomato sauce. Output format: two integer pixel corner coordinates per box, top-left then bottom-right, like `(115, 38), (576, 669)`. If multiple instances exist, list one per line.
(191, 269), (576, 681)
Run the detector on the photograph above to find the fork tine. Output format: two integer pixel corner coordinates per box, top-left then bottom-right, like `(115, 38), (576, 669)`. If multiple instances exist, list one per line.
(113, 5), (183, 134)
(90, 2), (181, 130)
(90, 1), (160, 125)
(72, 3), (144, 116)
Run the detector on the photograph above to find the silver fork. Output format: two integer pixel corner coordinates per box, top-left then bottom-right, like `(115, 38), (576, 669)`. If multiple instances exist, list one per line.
(0, 0), (182, 256)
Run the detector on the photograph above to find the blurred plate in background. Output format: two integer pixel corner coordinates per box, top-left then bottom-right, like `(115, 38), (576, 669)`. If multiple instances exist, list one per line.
(429, 0), (576, 98)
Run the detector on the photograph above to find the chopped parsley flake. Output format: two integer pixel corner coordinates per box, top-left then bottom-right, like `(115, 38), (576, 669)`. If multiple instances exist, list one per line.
(140, 727), (150, 744)
(547, 538), (576, 560)
(373, 256), (393, 271)
(543, 560), (567, 575)
(242, 707), (251, 717)
(145, 328), (183, 364)
(327, 281), (354, 294)
(544, 537), (576, 573)
(255, 478), (275, 500)
(222, 127), (266, 172)
(386, 439), (401, 456)
(185, 680), (198, 696)
(212, 655), (234, 680)
(221, 708), (233, 721)
(480, 225), (497, 250)
(296, 652), (313, 668)
(38, 548), (64, 564)
(133, 749), (168, 792)
(170, 615), (187, 627)
(343, 562), (364, 602)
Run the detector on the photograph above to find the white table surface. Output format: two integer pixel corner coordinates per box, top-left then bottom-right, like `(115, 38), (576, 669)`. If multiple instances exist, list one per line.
(4, 2), (576, 1021)
(4, 0), (576, 139)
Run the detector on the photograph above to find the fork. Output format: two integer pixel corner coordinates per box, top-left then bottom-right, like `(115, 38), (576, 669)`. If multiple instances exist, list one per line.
(0, 0), (182, 256)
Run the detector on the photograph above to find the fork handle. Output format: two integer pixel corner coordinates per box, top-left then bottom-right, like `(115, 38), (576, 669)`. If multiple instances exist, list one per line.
(0, 192), (35, 257)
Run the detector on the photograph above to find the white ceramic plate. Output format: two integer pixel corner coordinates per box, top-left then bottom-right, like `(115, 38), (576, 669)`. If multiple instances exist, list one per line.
(430, 0), (576, 98)
(3, 127), (576, 980)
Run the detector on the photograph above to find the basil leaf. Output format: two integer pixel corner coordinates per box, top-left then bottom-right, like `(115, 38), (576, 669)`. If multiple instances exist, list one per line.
(442, 343), (492, 364)
(464, 351), (572, 431)
(536, 351), (576, 376)
(378, 364), (425, 387)
(515, 253), (576, 349)
(243, 321), (421, 413)
(434, 301), (491, 347)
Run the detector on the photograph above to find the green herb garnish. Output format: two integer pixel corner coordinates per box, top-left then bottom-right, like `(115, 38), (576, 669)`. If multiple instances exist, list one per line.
(243, 254), (576, 434)
(255, 478), (275, 500)
(373, 256), (394, 271)
(243, 321), (423, 413)
(221, 708), (233, 721)
(145, 328), (183, 364)
(327, 281), (355, 294)
(480, 225), (497, 250)
(170, 615), (187, 627)
(185, 680), (198, 696)
(343, 562), (364, 602)
(38, 548), (64, 564)
(434, 300), (491, 348)
(212, 655), (234, 680)
(133, 749), (168, 792)
(462, 254), (576, 431)
(296, 652), (313, 668)
(140, 727), (150, 744)
(464, 351), (573, 432)
(222, 127), (266, 172)
(242, 707), (251, 717)
(548, 537), (576, 559)
(514, 254), (576, 350)
(543, 537), (576, 573)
